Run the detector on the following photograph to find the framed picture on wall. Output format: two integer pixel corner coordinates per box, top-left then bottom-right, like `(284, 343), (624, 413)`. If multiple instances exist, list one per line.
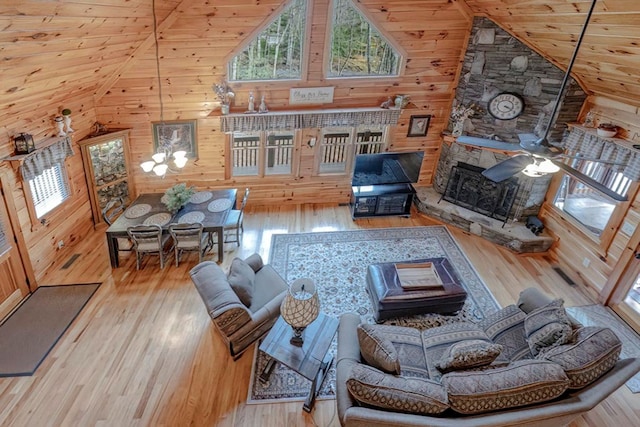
(152, 120), (198, 158)
(407, 115), (431, 137)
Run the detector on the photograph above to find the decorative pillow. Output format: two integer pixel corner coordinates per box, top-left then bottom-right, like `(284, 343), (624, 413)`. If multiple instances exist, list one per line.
(478, 304), (531, 361)
(442, 359), (570, 414)
(537, 326), (622, 389)
(421, 322), (492, 381)
(346, 363), (449, 415)
(436, 340), (503, 372)
(524, 299), (573, 355)
(227, 257), (255, 307)
(357, 324), (401, 375)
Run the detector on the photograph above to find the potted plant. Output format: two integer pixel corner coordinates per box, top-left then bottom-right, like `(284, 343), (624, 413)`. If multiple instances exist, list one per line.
(163, 183), (195, 213)
(213, 81), (235, 115)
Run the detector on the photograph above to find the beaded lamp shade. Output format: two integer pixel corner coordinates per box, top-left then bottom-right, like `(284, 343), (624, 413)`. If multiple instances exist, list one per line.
(280, 278), (320, 346)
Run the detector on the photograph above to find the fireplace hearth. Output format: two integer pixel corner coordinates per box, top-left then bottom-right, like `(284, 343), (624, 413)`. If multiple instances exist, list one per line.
(440, 162), (519, 226)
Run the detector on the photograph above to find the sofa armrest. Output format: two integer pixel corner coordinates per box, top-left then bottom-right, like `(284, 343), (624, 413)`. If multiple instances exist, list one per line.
(190, 261), (252, 335)
(336, 313), (364, 424)
(245, 253), (264, 273)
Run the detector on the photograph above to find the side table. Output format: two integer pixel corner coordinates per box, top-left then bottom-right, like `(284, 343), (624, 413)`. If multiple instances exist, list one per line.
(259, 312), (338, 412)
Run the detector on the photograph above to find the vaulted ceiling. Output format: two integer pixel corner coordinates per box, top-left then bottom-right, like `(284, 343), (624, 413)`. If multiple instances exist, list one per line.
(466, 0), (640, 106)
(1, 0), (640, 119)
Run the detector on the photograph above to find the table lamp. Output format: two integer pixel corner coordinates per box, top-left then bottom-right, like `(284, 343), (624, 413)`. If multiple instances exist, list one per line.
(281, 278), (319, 346)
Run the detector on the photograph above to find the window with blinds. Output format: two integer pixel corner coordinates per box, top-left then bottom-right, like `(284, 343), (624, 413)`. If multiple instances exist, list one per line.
(28, 163), (70, 218)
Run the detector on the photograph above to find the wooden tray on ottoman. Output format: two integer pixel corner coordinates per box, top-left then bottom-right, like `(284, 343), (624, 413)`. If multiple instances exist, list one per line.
(366, 257), (467, 321)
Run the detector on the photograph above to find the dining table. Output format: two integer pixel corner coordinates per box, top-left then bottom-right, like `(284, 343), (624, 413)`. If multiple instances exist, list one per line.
(106, 188), (237, 268)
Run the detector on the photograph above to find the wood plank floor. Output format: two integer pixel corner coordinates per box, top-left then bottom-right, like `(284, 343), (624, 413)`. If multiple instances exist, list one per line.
(1, 204), (638, 426)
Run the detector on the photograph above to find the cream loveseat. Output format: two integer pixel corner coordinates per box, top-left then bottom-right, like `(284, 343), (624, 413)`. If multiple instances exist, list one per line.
(336, 288), (640, 427)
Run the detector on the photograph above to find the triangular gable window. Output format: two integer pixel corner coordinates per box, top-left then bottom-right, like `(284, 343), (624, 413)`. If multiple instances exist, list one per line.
(328, 0), (401, 78)
(228, 0), (307, 81)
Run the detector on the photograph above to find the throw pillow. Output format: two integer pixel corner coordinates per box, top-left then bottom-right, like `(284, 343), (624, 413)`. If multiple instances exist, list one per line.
(443, 359), (570, 415)
(346, 363), (449, 415)
(227, 257), (255, 307)
(537, 326), (622, 389)
(436, 339), (503, 372)
(524, 299), (573, 355)
(357, 324), (401, 375)
(478, 304), (532, 361)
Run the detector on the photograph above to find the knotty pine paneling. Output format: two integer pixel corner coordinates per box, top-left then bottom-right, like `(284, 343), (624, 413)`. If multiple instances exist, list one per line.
(539, 97), (640, 302)
(97, 0), (472, 201)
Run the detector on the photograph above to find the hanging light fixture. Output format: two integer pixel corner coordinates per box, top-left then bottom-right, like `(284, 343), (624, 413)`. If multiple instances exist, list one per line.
(140, 0), (188, 178)
(522, 156), (560, 178)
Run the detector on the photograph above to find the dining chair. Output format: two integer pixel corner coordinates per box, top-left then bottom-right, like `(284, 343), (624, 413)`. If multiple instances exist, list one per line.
(168, 222), (210, 266)
(223, 187), (249, 247)
(103, 197), (133, 251)
(127, 224), (171, 270)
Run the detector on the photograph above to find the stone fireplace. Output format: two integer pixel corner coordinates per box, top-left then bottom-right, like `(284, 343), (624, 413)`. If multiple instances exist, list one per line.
(413, 139), (555, 253)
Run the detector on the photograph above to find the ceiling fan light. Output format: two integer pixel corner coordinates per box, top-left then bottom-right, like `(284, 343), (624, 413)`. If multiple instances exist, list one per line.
(522, 164), (546, 178)
(537, 159), (560, 174)
(173, 150), (187, 160)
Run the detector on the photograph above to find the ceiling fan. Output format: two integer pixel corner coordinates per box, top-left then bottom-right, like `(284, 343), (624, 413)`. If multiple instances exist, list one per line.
(456, 0), (599, 184)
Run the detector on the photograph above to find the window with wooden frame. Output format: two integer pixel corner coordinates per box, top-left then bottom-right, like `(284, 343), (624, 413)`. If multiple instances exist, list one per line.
(229, 130), (298, 177)
(228, 0), (309, 81)
(327, 0), (402, 78)
(317, 125), (389, 175)
(27, 163), (71, 219)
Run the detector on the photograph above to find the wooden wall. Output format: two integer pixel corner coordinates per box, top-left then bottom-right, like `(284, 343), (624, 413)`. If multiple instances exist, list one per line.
(95, 0), (474, 204)
(539, 96), (640, 301)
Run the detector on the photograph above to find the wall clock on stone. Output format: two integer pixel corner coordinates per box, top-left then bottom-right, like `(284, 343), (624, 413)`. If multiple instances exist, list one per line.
(488, 92), (524, 120)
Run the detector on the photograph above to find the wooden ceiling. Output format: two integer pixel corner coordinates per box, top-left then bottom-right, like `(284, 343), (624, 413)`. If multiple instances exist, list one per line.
(2, 0), (640, 119)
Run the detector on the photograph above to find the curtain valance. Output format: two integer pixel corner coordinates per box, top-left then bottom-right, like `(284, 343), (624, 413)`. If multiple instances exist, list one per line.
(562, 127), (640, 181)
(21, 136), (75, 181)
(220, 108), (402, 133)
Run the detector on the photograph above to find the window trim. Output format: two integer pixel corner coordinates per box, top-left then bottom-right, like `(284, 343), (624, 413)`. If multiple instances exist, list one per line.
(545, 171), (637, 254)
(225, 0), (313, 83)
(22, 160), (72, 229)
(226, 130), (301, 179)
(324, 0), (408, 80)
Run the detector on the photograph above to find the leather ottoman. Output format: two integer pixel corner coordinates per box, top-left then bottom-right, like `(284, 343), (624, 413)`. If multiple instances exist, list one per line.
(366, 257), (467, 321)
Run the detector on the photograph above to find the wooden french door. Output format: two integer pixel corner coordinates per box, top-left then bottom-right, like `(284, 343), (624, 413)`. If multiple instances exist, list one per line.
(0, 186), (30, 321)
(609, 244), (640, 333)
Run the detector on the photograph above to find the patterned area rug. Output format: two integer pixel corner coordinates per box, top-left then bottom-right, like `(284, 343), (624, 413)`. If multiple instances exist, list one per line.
(566, 304), (640, 393)
(247, 226), (500, 405)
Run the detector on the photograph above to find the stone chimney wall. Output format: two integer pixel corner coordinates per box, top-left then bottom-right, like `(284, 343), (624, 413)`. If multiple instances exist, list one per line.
(452, 17), (586, 144)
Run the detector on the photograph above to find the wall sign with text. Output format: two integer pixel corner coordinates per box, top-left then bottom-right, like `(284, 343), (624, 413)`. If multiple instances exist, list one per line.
(289, 87), (335, 105)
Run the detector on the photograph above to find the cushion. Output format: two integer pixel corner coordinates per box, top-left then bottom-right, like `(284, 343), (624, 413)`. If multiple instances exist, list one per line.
(436, 339), (503, 373)
(362, 324), (428, 379)
(478, 304), (532, 361)
(524, 299), (573, 355)
(442, 359), (570, 414)
(357, 324), (401, 375)
(227, 257), (255, 307)
(421, 322), (492, 381)
(537, 326), (622, 389)
(346, 363), (449, 415)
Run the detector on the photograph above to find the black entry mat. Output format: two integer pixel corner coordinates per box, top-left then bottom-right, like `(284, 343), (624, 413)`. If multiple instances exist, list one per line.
(0, 283), (100, 377)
